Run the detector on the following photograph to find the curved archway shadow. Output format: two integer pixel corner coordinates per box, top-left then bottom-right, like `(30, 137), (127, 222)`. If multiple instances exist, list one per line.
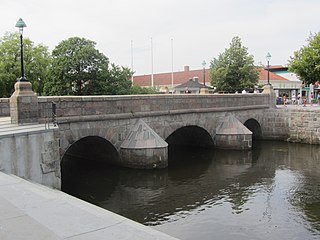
(61, 136), (120, 196)
(244, 118), (262, 140)
(166, 125), (214, 148)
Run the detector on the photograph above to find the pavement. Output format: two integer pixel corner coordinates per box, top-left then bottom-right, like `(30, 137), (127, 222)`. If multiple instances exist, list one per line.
(0, 117), (57, 137)
(0, 172), (178, 240)
(276, 103), (320, 110)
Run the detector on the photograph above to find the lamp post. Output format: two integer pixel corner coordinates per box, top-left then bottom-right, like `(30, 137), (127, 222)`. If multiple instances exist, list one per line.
(202, 60), (206, 86)
(266, 52), (271, 85)
(15, 18), (27, 82)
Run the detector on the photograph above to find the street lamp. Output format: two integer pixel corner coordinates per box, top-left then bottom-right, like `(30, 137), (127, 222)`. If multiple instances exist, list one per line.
(266, 52), (271, 85)
(202, 60), (206, 86)
(15, 18), (27, 82)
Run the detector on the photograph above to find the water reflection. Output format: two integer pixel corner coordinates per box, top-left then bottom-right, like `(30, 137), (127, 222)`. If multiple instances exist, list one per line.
(62, 141), (320, 239)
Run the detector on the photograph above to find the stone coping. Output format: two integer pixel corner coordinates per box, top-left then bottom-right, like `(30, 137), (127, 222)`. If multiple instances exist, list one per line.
(38, 93), (267, 101)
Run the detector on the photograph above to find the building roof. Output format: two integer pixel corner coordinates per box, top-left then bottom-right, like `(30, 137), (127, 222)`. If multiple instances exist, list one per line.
(174, 79), (211, 90)
(132, 65), (295, 87)
(268, 65), (288, 72)
(258, 67), (288, 81)
(133, 67), (209, 87)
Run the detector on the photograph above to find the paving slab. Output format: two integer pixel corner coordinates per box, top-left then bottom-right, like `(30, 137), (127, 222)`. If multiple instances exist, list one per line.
(0, 172), (178, 240)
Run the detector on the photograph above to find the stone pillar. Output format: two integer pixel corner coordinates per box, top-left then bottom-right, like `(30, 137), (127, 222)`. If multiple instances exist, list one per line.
(262, 84), (276, 108)
(10, 81), (39, 125)
(200, 87), (209, 94)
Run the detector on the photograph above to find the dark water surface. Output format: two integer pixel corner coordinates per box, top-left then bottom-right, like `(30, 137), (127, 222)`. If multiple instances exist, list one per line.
(62, 141), (320, 240)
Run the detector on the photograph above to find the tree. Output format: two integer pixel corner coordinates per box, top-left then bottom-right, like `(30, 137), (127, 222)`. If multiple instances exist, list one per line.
(44, 37), (109, 96)
(0, 32), (50, 97)
(131, 85), (158, 94)
(83, 64), (132, 95)
(209, 36), (259, 92)
(288, 32), (320, 85)
(44, 37), (133, 96)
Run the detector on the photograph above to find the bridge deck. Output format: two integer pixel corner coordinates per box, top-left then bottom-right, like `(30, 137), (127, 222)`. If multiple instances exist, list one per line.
(0, 172), (177, 240)
(0, 117), (57, 137)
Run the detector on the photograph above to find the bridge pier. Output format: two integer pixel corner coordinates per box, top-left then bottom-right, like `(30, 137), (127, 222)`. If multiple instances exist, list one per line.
(215, 114), (252, 150)
(120, 119), (168, 169)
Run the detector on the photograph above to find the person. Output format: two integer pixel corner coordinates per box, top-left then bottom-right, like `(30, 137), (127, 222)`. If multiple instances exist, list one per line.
(297, 93), (301, 105)
(292, 93), (296, 105)
(184, 87), (191, 94)
(318, 94), (320, 105)
(283, 94), (287, 107)
(310, 93), (314, 106)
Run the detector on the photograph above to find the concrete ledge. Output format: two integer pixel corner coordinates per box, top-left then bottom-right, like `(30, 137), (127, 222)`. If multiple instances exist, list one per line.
(0, 172), (178, 240)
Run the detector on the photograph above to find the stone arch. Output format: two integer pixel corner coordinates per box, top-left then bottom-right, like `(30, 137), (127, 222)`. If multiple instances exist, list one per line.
(166, 125), (214, 148)
(244, 118), (262, 139)
(60, 136), (120, 193)
(61, 136), (120, 165)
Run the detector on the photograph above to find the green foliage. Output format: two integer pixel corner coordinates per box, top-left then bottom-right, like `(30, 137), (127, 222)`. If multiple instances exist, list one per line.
(130, 85), (158, 94)
(44, 37), (109, 95)
(288, 32), (320, 85)
(0, 32), (50, 97)
(209, 36), (259, 92)
(44, 37), (133, 96)
(83, 64), (132, 95)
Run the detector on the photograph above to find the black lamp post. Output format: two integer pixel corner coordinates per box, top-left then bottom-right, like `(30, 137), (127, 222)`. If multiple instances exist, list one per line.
(266, 52), (271, 85)
(202, 60), (206, 86)
(15, 18), (27, 82)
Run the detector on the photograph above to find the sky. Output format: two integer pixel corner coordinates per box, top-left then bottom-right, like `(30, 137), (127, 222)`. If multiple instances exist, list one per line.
(0, 0), (319, 75)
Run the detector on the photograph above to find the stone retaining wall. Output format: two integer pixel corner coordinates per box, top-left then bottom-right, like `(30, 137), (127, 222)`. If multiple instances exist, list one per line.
(0, 128), (61, 188)
(262, 107), (320, 144)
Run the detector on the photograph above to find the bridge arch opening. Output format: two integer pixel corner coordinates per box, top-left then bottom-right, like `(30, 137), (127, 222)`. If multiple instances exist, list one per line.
(166, 126), (214, 148)
(244, 119), (262, 140)
(61, 136), (120, 192)
(61, 136), (120, 165)
(165, 125), (214, 174)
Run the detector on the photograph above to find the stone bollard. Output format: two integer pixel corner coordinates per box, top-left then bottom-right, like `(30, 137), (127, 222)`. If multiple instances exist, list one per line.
(10, 81), (39, 125)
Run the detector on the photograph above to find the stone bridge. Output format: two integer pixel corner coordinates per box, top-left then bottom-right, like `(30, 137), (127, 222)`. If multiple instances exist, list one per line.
(1, 86), (282, 189)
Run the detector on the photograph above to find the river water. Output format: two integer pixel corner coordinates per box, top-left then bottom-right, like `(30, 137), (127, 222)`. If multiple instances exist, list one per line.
(62, 140), (320, 240)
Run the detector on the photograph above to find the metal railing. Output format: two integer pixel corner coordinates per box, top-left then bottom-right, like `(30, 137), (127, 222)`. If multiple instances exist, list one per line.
(45, 101), (57, 129)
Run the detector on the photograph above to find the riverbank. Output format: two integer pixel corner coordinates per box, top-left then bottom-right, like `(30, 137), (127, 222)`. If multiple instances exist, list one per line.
(0, 172), (178, 240)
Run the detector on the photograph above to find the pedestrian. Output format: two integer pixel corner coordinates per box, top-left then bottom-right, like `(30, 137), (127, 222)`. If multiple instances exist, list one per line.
(297, 93), (301, 105)
(303, 95), (307, 107)
(311, 93), (314, 106)
(283, 94), (287, 107)
(318, 94), (320, 105)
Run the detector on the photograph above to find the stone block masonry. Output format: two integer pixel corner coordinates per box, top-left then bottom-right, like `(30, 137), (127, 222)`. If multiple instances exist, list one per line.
(262, 107), (320, 144)
(0, 98), (9, 117)
(10, 82), (39, 124)
(0, 120), (61, 189)
(37, 94), (271, 123)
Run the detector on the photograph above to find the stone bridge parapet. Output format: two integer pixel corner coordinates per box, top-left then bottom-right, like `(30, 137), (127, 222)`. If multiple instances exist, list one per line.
(37, 94), (272, 123)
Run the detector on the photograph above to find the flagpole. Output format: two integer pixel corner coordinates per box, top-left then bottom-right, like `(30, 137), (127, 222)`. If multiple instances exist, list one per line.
(151, 37), (154, 87)
(171, 38), (174, 89)
(131, 40), (134, 83)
